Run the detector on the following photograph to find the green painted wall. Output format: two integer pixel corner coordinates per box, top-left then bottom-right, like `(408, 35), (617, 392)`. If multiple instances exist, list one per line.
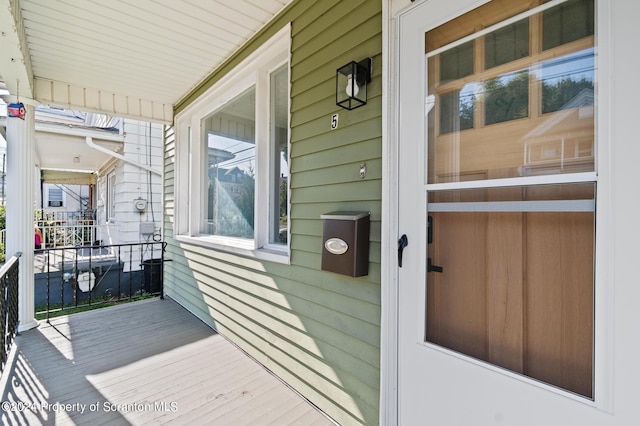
(165, 1), (382, 424)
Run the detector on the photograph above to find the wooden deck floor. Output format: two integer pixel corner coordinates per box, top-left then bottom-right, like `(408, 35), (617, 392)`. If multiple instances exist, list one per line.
(0, 298), (335, 426)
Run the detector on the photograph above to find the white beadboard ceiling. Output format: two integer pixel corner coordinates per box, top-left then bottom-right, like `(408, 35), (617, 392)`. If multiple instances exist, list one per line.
(0, 0), (293, 123)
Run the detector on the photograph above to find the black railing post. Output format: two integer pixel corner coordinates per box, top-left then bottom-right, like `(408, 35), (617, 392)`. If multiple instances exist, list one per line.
(117, 245), (122, 302)
(45, 248), (51, 323)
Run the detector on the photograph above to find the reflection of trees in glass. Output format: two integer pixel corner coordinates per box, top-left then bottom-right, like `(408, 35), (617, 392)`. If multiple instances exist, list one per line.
(207, 167), (255, 238)
(279, 177), (287, 224)
(542, 77), (593, 114)
(278, 176), (288, 244)
(440, 90), (474, 134)
(235, 169), (255, 232)
(484, 70), (529, 125)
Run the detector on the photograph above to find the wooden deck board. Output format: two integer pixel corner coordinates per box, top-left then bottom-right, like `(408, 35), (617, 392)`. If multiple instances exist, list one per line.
(0, 297), (335, 425)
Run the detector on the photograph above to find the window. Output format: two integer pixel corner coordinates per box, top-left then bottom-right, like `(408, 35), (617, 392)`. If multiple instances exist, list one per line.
(175, 26), (290, 262)
(47, 186), (64, 207)
(107, 172), (116, 220)
(425, 0), (595, 398)
(204, 86), (256, 239)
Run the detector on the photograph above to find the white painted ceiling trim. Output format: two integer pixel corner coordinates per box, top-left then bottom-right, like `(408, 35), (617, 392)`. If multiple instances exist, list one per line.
(34, 78), (173, 123)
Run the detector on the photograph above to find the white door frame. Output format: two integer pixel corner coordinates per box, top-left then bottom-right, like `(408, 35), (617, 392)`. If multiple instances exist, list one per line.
(381, 0), (617, 424)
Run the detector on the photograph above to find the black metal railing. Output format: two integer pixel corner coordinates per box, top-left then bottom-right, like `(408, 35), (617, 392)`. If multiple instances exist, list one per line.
(35, 242), (166, 322)
(0, 252), (21, 374)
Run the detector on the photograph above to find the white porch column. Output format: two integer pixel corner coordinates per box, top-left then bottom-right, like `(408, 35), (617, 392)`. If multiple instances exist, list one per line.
(5, 101), (38, 332)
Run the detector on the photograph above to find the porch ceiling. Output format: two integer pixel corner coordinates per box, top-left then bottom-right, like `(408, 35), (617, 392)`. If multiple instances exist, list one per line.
(35, 130), (123, 173)
(0, 0), (293, 124)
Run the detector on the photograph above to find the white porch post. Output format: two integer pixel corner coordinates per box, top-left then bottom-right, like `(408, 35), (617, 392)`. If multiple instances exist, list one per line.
(5, 101), (38, 332)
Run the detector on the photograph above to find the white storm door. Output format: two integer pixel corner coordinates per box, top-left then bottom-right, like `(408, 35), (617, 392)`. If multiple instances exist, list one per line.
(396, 0), (601, 424)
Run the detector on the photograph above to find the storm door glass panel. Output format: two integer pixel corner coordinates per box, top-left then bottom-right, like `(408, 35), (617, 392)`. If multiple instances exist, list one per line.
(203, 87), (256, 239)
(270, 64), (289, 245)
(426, 183), (595, 398)
(426, 0), (595, 185)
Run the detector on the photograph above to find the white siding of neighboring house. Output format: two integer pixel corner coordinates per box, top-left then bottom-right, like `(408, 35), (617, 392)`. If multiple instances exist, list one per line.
(96, 119), (163, 252)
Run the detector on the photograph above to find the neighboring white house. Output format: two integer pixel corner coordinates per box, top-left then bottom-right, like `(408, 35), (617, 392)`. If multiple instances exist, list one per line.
(1, 103), (164, 248)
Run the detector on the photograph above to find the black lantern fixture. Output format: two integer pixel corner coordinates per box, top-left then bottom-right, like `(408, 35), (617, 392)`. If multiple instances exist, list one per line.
(336, 58), (372, 110)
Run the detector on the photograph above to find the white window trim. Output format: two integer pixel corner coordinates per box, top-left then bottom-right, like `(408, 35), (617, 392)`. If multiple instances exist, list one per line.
(175, 24), (291, 264)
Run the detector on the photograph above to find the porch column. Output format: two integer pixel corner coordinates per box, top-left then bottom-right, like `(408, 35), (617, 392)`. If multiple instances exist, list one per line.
(5, 101), (38, 331)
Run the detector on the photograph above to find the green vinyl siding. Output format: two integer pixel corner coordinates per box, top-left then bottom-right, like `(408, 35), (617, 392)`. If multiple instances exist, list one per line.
(166, 1), (382, 424)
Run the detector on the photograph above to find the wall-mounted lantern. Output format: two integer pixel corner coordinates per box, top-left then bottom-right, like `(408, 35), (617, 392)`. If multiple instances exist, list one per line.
(336, 58), (372, 110)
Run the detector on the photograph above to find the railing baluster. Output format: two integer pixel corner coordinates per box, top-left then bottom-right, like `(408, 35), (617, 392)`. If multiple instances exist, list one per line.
(129, 246), (133, 299)
(74, 247), (78, 309)
(117, 245), (122, 302)
(0, 252), (21, 376)
(60, 248), (65, 312)
(46, 248), (50, 323)
(87, 246), (93, 306)
(0, 264), (7, 369)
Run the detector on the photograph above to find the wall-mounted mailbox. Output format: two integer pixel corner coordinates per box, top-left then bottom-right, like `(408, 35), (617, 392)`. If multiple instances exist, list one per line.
(321, 211), (370, 277)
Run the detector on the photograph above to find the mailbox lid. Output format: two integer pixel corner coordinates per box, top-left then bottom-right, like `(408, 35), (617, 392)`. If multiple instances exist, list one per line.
(321, 211), (370, 221)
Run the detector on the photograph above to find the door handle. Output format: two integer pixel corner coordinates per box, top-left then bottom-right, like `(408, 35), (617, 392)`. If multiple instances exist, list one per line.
(398, 234), (408, 267)
(427, 257), (443, 273)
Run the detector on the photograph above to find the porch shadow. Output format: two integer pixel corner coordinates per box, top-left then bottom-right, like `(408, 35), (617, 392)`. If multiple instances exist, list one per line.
(1, 297), (332, 425)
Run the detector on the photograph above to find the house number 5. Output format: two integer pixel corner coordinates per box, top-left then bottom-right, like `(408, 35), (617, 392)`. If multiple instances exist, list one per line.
(330, 114), (339, 130)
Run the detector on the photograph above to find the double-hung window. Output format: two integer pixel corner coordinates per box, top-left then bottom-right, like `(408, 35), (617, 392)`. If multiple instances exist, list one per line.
(47, 185), (64, 208)
(106, 172), (116, 220)
(175, 26), (290, 262)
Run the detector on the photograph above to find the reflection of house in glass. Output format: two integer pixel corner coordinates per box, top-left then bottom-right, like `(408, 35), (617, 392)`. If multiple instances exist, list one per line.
(520, 88), (594, 176)
(207, 146), (255, 238)
(216, 167), (246, 196)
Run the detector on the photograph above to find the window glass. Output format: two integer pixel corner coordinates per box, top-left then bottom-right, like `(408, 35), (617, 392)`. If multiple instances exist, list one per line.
(485, 19), (529, 70)
(107, 173), (116, 219)
(426, 0), (594, 184)
(203, 87), (256, 239)
(426, 184), (594, 398)
(543, 0), (594, 50)
(484, 69), (529, 125)
(541, 48), (594, 114)
(440, 41), (474, 83)
(270, 64), (289, 245)
(48, 186), (63, 207)
(439, 86), (476, 134)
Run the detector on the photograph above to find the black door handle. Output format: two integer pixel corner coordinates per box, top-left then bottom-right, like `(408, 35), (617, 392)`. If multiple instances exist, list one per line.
(398, 234), (408, 267)
(427, 257), (443, 273)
